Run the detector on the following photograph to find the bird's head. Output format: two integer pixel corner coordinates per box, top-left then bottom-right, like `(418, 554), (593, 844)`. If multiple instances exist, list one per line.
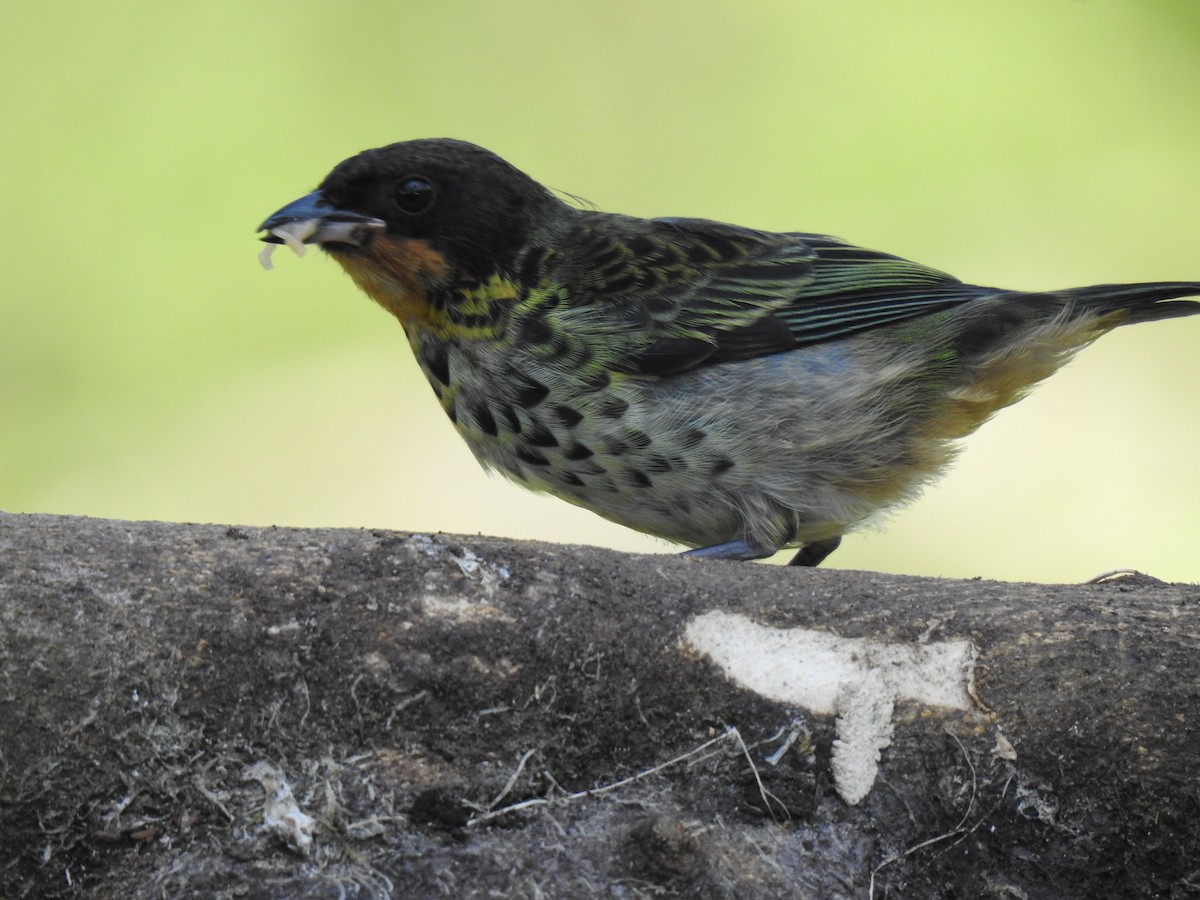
(259, 138), (563, 327)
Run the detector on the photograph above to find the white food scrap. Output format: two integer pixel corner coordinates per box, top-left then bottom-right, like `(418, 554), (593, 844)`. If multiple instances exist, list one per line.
(258, 219), (320, 270)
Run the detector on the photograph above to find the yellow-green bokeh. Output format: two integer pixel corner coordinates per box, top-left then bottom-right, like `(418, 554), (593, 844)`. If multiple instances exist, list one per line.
(3, 1), (1198, 582)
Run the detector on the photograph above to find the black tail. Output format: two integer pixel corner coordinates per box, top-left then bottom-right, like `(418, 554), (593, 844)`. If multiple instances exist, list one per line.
(1056, 281), (1200, 325)
(951, 281), (1200, 362)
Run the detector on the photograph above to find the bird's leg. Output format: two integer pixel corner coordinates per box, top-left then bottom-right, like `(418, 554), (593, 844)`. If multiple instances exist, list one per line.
(681, 540), (775, 561)
(683, 535), (844, 565)
(787, 536), (842, 567)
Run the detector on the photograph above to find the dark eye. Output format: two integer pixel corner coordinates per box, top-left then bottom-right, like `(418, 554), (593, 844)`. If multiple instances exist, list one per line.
(394, 176), (435, 215)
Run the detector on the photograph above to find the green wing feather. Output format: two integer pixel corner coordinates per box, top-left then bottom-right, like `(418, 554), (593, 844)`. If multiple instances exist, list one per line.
(525, 214), (986, 377)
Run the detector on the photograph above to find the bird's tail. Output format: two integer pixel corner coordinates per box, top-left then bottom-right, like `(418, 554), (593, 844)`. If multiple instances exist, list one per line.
(1053, 281), (1200, 326)
(937, 280), (1200, 440)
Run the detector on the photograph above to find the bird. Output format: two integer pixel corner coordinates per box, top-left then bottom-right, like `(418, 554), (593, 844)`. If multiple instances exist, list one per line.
(258, 138), (1200, 568)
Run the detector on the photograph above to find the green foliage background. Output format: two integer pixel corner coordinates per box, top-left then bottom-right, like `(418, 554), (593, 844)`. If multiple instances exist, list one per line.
(3, 1), (1198, 581)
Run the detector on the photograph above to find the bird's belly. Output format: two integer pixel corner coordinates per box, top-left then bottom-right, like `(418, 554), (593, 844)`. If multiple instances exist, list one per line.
(449, 343), (956, 553)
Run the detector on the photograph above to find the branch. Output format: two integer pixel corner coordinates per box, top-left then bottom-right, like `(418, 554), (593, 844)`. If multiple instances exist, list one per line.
(1, 513), (1197, 898)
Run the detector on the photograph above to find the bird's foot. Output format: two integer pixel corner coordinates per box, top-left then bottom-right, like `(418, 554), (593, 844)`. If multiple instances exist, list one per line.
(681, 540), (774, 561)
(683, 535), (843, 566)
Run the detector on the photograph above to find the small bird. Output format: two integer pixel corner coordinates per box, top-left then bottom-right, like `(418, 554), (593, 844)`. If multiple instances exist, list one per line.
(259, 138), (1200, 567)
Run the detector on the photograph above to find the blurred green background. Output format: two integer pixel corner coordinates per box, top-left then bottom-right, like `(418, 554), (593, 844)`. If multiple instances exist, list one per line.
(3, 1), (1198, 583)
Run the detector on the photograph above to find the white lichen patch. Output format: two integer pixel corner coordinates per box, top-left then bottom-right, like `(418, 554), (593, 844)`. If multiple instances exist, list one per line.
(682, 611), (975, 714)
(243, 761), (316, 852)
(830, 670), (895, 805)
(682, 610), (977, 805)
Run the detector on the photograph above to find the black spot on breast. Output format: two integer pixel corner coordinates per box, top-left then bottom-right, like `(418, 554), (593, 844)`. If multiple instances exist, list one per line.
(621, 428), (652, 450)
(625, 468), (652, 488)
(680, 429), (707, 449)
(514, 376), (550, 408)
(573, 459), (605, 476)
(603, 438), (629, 457)
(599, 397), (629, 419)
(564, 443), (594, 460)
(645, 456), (673, 474)
(581, 370), (611, 392)
(567, 343), (592, 368)
(555, 405), (584, 427)
(518, 316), (554, 346)
(710, 457), (735, 475)
(471, 403), (498, 437)
(515, 446), (550, 466)
(446, 403), (458, 425)
(496, 404), (522, 434)
(524, 421), (559, 448)
(560, 472), (585, 487)
(421, 344), (451, 387)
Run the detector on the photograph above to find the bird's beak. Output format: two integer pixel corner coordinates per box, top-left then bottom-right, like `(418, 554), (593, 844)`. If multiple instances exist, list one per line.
(257, 190), (386, 265)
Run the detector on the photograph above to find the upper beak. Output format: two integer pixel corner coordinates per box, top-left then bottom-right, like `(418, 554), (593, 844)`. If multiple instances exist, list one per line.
(257, 190), (386, 250)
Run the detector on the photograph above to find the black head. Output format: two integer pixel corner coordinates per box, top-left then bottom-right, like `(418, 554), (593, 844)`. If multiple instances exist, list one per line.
(316, 138), (564, 281)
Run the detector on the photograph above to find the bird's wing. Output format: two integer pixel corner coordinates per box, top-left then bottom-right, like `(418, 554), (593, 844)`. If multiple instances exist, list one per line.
(535, 216), (983, 377)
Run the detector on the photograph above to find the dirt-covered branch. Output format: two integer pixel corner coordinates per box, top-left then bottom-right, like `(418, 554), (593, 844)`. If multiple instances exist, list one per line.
(1, 513), (1198, 898)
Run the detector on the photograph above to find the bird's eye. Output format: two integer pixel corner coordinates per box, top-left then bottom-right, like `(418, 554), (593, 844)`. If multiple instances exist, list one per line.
(394, 176), (435, 215)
